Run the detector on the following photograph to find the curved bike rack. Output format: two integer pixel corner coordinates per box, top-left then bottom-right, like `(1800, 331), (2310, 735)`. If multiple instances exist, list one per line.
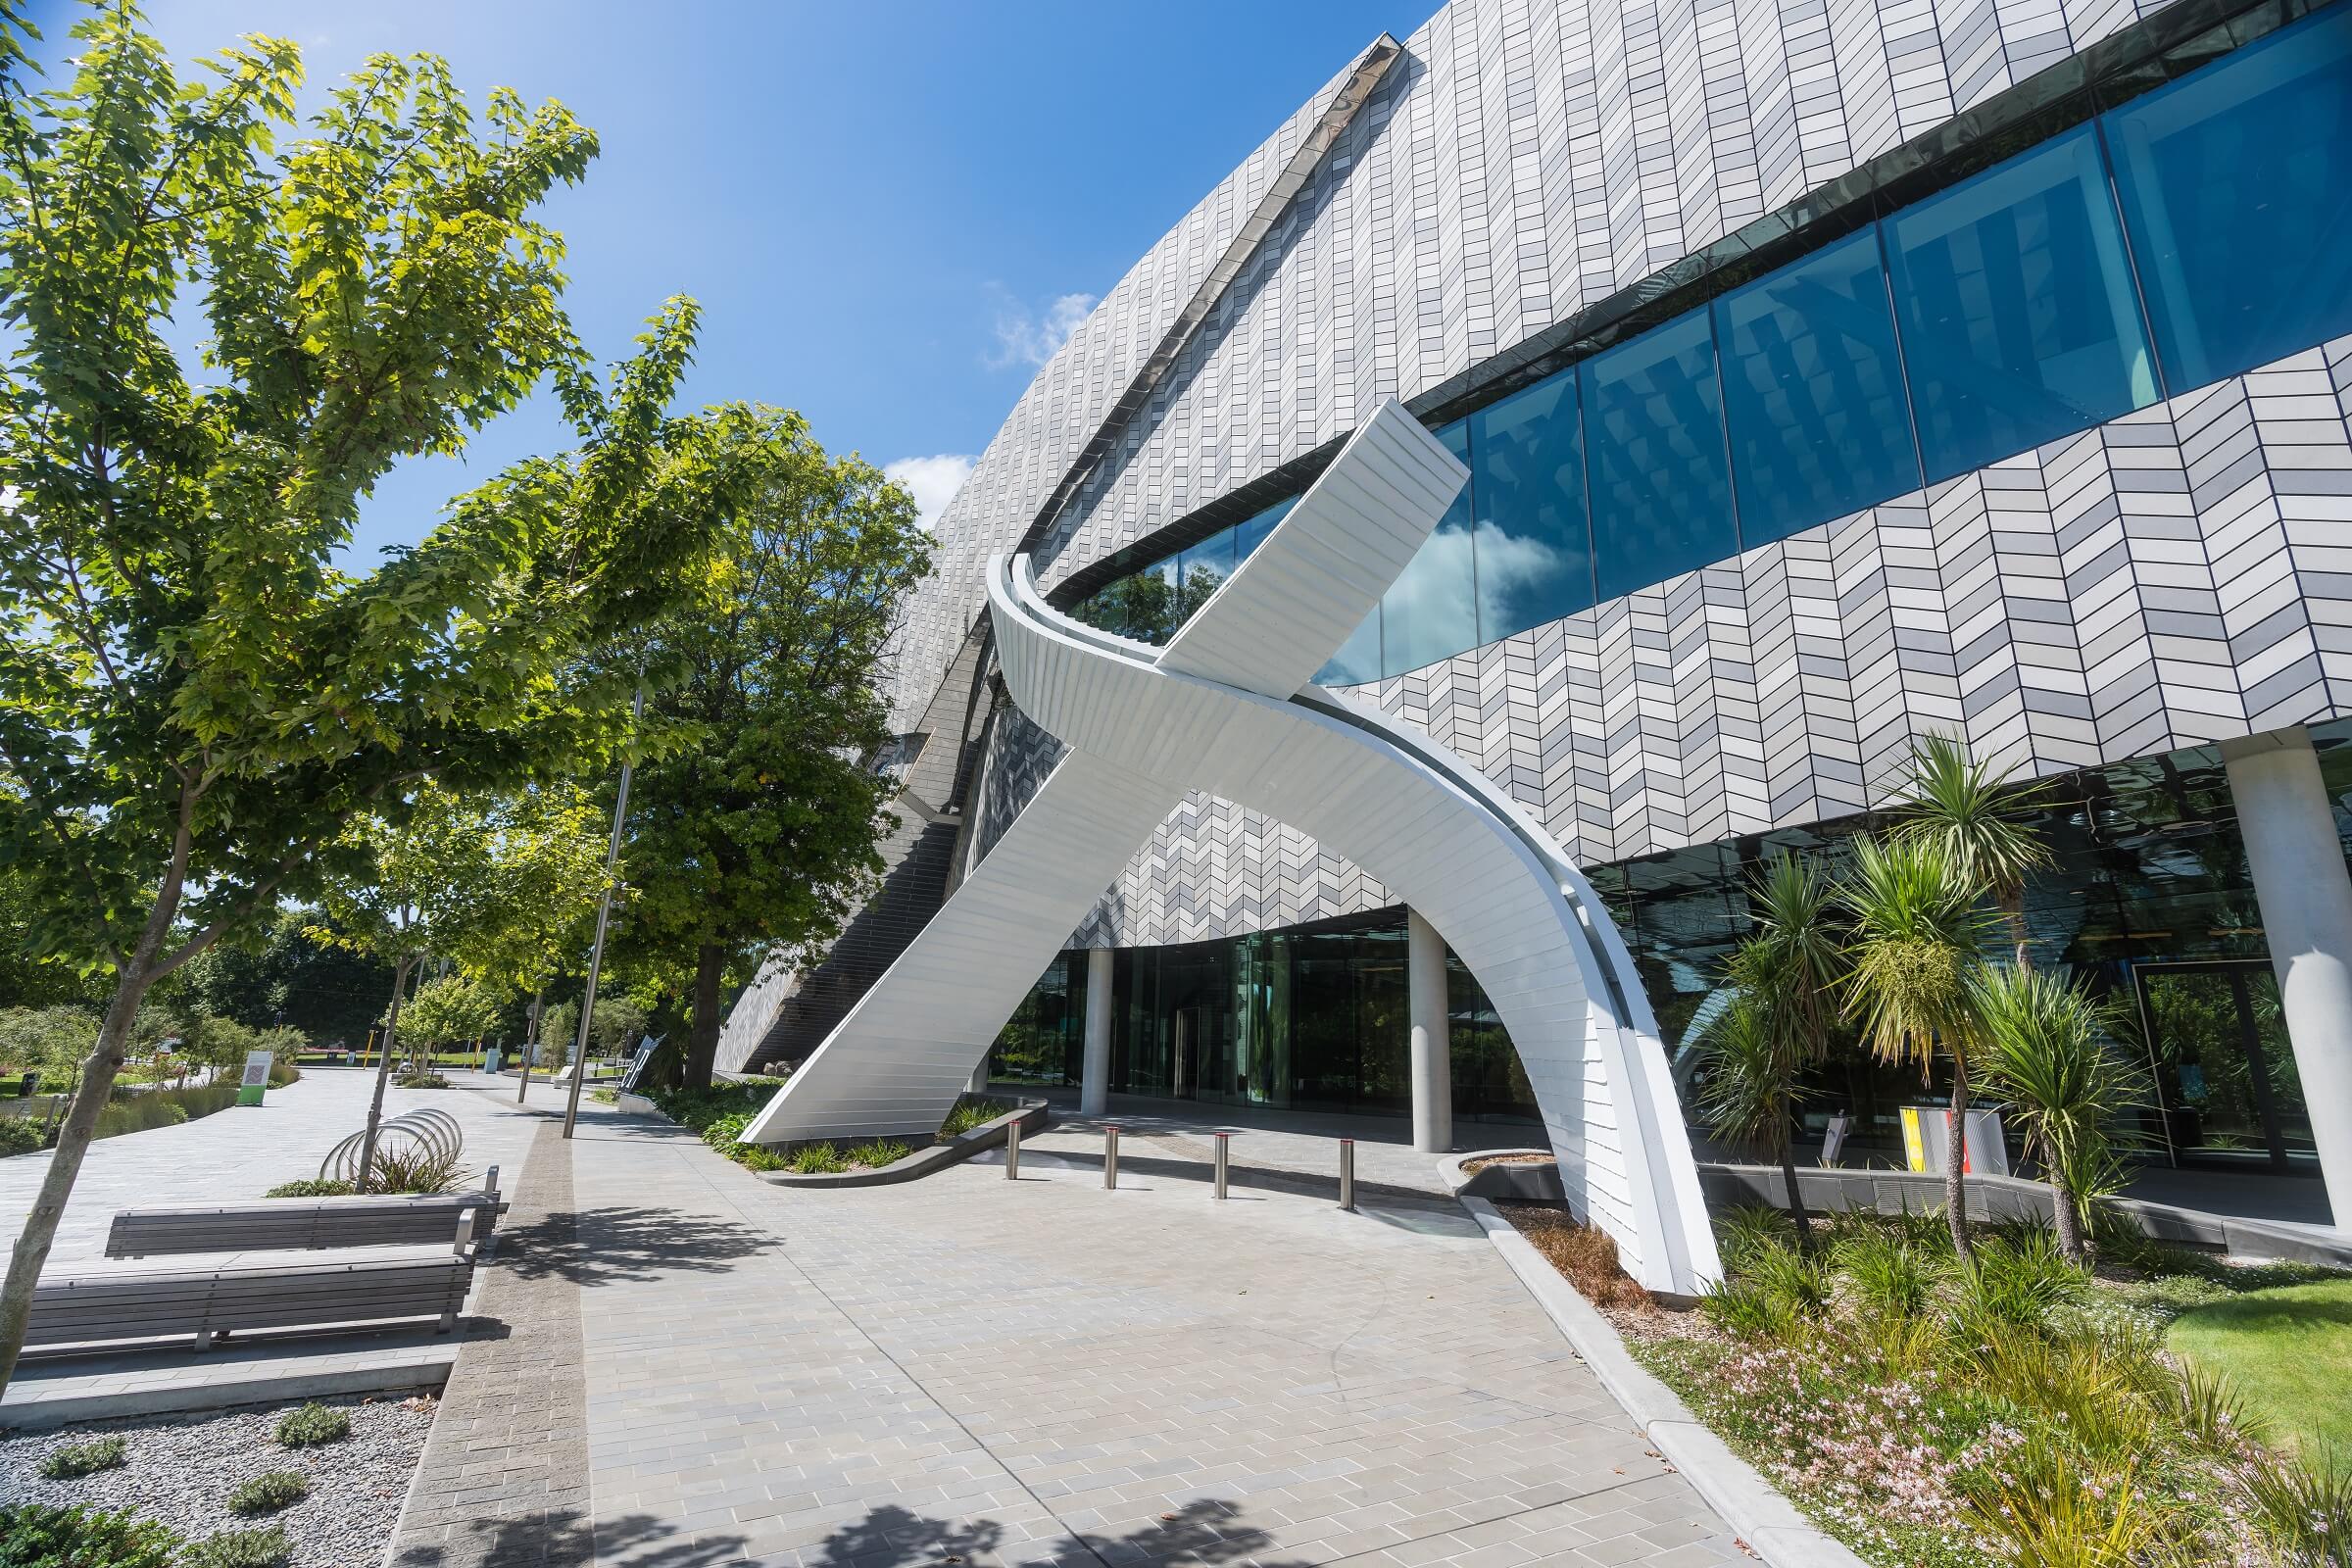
(319, 1106), (466, 1184)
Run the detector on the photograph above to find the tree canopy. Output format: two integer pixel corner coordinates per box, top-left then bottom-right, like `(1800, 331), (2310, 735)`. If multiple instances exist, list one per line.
(607, 405), (932, 1086)
(0, 0), (727, 1391)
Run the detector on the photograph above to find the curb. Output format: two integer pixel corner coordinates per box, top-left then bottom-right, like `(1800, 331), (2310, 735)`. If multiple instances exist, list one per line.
(757, 1100), (1051, 1188)
(0, 1351), (454, 1432)
(1458, 1196), (1869, 1568)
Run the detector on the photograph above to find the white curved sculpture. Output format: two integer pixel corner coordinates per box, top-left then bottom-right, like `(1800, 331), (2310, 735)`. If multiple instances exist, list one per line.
(745, 400), (1722, 1296)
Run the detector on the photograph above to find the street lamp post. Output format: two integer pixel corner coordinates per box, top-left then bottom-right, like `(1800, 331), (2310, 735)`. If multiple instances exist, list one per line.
(563, 682), (643, 1140)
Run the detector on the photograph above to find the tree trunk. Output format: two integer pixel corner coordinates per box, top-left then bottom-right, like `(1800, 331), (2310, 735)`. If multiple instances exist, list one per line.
(516, 990), (543, 1102)
(0, 957), (159, 1394)
(1778, 1138), (1813, 1250)
(684, 941), (724, 1090)
(356, 956), (415, 1192)
(2048, 1161), (2085, 1264)
(1946, 1061), (1975, 1261)
(2002, 888), (2032, 972)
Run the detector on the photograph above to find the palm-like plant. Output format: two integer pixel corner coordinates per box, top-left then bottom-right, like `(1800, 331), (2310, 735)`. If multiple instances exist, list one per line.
(1719, 852), (1844, 1241)
(1971, 965), (2142, 1263)
(1892, 734), (2052, 968)
(1699, 991), (1808, 1241)
(1840, 833), (1993, 1258)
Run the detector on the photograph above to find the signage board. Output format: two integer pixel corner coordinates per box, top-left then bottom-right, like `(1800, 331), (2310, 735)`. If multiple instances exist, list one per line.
(237, 1049), (274, 1106)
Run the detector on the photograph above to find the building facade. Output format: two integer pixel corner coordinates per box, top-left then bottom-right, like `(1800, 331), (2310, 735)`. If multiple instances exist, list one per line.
(729, 0), (2352, 1225)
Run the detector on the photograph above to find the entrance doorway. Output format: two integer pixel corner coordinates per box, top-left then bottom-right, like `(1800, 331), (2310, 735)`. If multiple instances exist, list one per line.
(2134, 961), (2317, 1171)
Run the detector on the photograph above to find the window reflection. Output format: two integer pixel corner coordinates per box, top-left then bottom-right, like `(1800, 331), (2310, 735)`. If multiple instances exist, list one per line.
(1470, 376), (1594, 633)
(1584, 310), (1738, 601)
(1715, 230), (1922, 543)
(1885, 128), (2155, 481)
(1063, 24), (2338, 669)
(1380, 422), (1481, 674)
(2103, 7), (2352, 392)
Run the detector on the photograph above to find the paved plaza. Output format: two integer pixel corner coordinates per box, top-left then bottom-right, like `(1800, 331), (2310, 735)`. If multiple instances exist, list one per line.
(541, 1101), (1742, 1568)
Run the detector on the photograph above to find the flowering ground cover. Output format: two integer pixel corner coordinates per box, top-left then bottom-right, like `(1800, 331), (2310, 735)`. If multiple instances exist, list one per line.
(1503, 1200), (2350, 1568)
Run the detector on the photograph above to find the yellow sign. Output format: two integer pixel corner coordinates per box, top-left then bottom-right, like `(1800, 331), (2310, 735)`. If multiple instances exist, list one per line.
(1899, 1104), (1928, 1172)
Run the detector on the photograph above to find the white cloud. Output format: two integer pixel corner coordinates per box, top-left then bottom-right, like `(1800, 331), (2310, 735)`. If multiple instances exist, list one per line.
(884, 454), (976, 533)
(987, 288), (1097, 369)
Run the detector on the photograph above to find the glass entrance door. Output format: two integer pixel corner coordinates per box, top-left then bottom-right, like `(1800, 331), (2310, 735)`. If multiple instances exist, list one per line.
(2137, 962), (2315, 1170)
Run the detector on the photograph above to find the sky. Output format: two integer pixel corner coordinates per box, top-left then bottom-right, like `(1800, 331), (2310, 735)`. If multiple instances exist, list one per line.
(20, 0), (1434, 563)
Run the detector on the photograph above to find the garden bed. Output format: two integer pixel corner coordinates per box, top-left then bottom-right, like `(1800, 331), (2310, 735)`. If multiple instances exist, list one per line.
(1499, 1200), (2349, 1568)
(0, 1396), (434, 1568)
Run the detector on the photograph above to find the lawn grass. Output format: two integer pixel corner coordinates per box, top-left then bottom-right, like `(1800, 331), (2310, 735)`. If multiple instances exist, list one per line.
(2169, 1275), (2352, 1456)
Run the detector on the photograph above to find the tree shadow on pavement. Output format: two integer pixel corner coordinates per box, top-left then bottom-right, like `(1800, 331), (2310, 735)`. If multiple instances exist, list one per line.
(493, 1205), (775, 1287)
(390, 1506), (746, 1568)
(808, 1498), (1312, 1568)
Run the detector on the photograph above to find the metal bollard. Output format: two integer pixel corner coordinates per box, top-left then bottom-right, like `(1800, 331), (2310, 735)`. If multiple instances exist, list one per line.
(1338, 1138), (1355, 1211)
(1004, 1118), (1021, 1181)
(1103, 1124), (1119, 1190)
(1213, 1132), (1230, 1200)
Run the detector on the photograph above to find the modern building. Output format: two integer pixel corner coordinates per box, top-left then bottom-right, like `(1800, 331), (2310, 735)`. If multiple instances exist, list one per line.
(725, 0), (2352, 1238)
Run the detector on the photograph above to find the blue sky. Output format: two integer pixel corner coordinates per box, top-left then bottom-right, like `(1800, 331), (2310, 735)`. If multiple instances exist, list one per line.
(22, 0), (1432, 563)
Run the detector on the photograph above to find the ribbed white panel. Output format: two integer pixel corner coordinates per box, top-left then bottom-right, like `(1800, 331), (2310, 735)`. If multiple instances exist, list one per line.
(748, 399), (1719, 1296)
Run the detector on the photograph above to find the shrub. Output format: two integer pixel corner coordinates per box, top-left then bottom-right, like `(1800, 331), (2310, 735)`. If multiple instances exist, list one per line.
(2169, 1365), (2267, 1455)
(1953, 1224), (2086, 1330)
(394, 1072), (448, 1089)
(364, 1146), (466, 1195)
(226, 1472), (309, 1517)
(262, 1178), (353, 1199)
(699, 1112), (751, 1151)
(36, 1437), (125, 1480)
(1743, 1241), (1832, 1323)
(182, 1527), (292, 1568)
(0, 1116), (45, 1157)
(0, 1505), (179, 1568)
(1713, 1203), (1798, 1274)
(1959, 1429), (2157, 1568)
(737, 1144), (788, 1173)
(1696, 1278), (1788, 1340)
(939, 1097), (1009, 1138)
(847, 1139), (912, 1169)
(273, 1402), (350, 1447)
(2238, 1446), (2351, 1566)
(788, 1142), (847, 1174)
(1833, 1225), (1938, 1319)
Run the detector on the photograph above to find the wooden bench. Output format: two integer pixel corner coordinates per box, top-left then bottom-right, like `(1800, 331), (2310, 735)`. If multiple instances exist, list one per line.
(103, 1169), (504, 1259)
(28, 1221), (479, 1352)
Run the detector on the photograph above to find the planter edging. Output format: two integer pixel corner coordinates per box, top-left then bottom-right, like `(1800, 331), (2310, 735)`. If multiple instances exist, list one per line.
(756, 1100), (1051, 1189)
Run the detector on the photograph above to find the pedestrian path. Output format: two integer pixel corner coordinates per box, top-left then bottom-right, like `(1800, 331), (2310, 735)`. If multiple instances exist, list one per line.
(562, 1100), (1745, 1568)
(0, 1067), (544, 1264)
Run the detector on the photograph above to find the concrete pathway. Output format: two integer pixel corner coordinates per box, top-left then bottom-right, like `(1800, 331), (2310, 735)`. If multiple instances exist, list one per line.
(0, 1067), (547, 1264)
(560, 1101), (1744, 1568)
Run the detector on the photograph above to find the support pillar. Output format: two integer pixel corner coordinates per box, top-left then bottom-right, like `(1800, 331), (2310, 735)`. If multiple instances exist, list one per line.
(2222, 727), (2352, 1230)
(1407, 908), (1453, 1153)
(1080, 946), (1113, 1117)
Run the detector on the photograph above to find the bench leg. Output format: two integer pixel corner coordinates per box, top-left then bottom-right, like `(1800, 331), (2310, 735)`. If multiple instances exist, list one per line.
(436, 1309), (457, 1334)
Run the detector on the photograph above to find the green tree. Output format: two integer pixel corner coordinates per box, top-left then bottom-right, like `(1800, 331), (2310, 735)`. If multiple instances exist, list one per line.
(1971, 965), (2142, 1263)
(0, 6), (718, 1392)
(612, 408), (931, 1088)
(177, 908), (395, 1047)
(1714, 852), (1843, 1243)
(398, 975), (501, 1070)
(1892, 734), (2051, 969)
(1838, 835), (1994, 1259)
(0, 1006), (97, 1081)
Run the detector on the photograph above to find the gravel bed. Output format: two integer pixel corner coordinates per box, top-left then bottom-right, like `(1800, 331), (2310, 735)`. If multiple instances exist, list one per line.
(0, 1395), (436, 1567)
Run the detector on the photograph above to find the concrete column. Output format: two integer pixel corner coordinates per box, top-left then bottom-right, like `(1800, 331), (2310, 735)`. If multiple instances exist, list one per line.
(1080, 946), (1114, 1117)
(1407, 908), (1453, 1153)
(2222, 727), (2352, 1231)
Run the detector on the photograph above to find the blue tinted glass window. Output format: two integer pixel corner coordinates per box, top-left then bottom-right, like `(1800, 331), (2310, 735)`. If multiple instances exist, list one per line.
(1175, 528), (1236, 623)
(1583, 310), (1738, 601)
(1316, 608), (1382, 687)
(1469, 372), (1594, 638)
(1234, 497), (1297, 563)
(2104, 8), (2352, 392)
(1381, 421), (1481, 675)
(1885, 127), (2156, 482)
(1715, 230), (1923, 543)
